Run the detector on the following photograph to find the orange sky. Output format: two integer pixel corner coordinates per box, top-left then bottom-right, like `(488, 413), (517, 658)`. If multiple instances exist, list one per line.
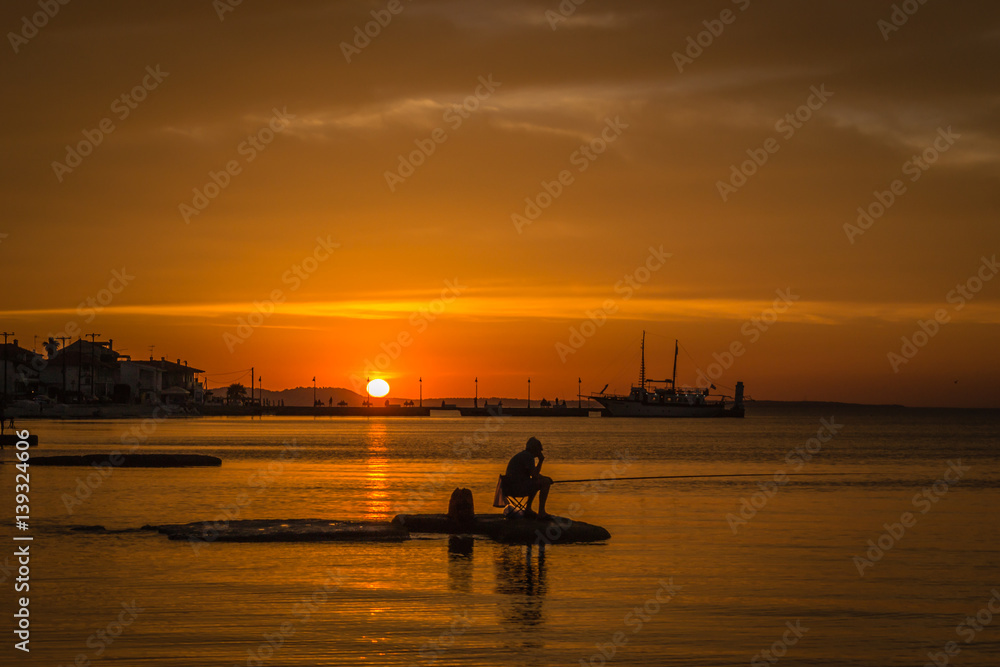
(1, 1), (998, 407)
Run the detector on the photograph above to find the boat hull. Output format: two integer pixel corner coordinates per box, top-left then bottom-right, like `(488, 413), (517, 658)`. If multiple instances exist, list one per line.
(593, 397), (744, 418)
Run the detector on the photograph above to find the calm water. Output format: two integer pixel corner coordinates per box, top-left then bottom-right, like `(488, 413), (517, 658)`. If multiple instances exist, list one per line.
(3, 406), (999, 666)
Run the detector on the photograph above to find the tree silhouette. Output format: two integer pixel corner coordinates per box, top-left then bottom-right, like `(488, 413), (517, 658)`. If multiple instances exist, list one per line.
(226, 383), (247, 405)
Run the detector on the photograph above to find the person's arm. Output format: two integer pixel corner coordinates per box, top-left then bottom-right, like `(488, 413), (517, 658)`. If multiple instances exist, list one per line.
(533, 452), (545, 476)
(520, 453), (541, 479)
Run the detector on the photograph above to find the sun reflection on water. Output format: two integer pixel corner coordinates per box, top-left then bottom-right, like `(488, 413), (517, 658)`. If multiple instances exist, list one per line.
(364, 421), (391, 520)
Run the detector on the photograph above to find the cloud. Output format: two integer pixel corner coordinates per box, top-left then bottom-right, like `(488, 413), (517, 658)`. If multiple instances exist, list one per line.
(5, 293), (999, 327)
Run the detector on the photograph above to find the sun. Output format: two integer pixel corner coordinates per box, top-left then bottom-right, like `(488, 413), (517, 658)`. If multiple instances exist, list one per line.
(367, 378), (390, 398)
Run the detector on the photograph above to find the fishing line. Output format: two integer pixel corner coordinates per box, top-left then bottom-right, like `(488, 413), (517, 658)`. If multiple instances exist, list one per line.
(552, 472), (859, 484)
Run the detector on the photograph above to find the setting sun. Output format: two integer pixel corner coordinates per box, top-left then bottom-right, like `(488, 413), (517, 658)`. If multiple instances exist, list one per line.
(366, 379), (390, 398)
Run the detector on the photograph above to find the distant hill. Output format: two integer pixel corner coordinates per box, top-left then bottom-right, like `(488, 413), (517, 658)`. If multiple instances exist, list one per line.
(748, 400), (908, 410)
(748, 400), (999, 411)
(259, 386), (364, 407)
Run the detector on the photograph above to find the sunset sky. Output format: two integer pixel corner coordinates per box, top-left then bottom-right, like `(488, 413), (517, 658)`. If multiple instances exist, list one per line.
(1, 1), (998, 407)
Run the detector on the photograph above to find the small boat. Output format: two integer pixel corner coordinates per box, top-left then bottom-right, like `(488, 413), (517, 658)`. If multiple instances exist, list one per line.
(590, 332), (745, 418)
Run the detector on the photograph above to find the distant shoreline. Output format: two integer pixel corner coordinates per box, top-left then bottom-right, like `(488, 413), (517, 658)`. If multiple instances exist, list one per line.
(4, 399), (997, 421)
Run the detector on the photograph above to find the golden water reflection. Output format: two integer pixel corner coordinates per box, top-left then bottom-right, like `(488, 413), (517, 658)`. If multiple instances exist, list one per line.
(495, 543), (547, 637)
(364, 421), (390, 520)
(448, 535), (474, 594)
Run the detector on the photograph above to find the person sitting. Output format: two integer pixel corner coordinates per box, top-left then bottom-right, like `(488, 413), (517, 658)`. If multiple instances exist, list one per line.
(504, 436), (553, 519)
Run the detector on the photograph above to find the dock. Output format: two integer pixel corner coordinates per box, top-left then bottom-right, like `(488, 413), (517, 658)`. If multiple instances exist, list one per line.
(251, 405), (607, 418)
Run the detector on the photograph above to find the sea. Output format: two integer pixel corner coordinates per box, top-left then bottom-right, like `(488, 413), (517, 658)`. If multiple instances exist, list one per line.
(3, 404), (999, 666)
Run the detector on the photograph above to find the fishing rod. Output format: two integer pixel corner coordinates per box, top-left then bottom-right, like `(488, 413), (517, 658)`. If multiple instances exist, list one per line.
(552, 472), (857, 484)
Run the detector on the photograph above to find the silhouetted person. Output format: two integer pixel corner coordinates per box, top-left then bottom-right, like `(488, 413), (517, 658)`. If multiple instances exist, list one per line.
(504, 437), (552, 519)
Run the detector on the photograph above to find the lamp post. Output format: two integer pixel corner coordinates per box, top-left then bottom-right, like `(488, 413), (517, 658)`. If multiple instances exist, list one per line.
(419, 377), (422, 408)
(475, 377), (478, 408)
(366, 376), (370, 408)
(527, 378), (530, 409)
(578, 377), (582, 409)
(312, 376), (316, 408)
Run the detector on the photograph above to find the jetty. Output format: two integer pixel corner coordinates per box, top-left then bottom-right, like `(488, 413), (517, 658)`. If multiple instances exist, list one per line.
(244, 405), (603, 418)
(30, 454), (222, 467)
(148, 518), (409, 543)
(393, 513), (610, 544)
(135, 489), (611, 545)
(136, 514), (609, 545)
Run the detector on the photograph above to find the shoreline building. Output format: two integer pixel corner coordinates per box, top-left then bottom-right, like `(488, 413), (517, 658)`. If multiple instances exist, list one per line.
(24, 339), (207, 406)
(1, 339), (39, 401)
(141, 357), (206, 405)
(39, 338), (120, 402)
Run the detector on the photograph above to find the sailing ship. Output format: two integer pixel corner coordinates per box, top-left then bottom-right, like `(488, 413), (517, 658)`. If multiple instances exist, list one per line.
(590, 333), (745, 418)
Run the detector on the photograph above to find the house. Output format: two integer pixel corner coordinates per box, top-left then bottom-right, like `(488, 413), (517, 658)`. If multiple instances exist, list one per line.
(0, 339), (43, 400)
(32, 338), (208, 405)
(39, 339), (120, 402)
(142, 357), (206, 404)
(116, 360), (164, 404)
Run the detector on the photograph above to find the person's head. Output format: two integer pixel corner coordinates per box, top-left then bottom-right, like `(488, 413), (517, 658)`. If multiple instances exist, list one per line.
(526, 437), (542, 455)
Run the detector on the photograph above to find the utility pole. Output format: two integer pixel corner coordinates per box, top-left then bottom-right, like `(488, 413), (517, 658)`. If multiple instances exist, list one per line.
(527, 378), (530, 409)
(85, 333), (100, 399)
(76, 337), (82, 401)
(56, 335), (70, 401)
(250, 366), (254, 407)
(475, 377), (478, 408)
(578, 377), (582, 409)
(1, 331), (13, 404)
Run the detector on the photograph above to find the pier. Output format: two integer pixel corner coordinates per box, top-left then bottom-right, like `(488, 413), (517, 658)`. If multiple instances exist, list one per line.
(247, 405), (606, 418)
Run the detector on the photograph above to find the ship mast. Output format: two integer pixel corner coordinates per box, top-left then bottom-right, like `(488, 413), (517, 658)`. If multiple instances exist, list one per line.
(639, 331), (645, 388)
(672, 339), (678, 388)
